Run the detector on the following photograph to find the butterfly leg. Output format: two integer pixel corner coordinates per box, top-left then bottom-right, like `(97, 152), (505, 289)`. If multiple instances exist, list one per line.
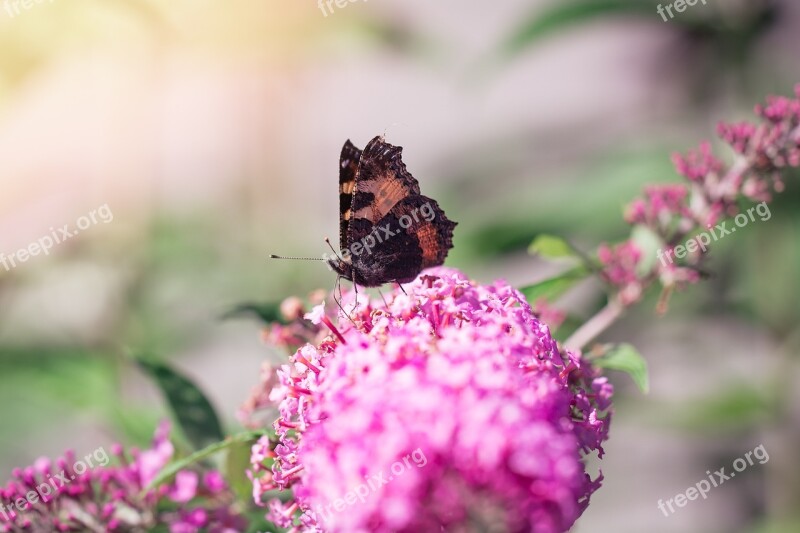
(331, 275), (357, 328)
(377, 287), (389, 308)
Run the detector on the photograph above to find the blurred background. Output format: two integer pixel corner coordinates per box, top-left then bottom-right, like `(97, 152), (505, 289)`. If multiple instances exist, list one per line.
(1, 0), (799, 531)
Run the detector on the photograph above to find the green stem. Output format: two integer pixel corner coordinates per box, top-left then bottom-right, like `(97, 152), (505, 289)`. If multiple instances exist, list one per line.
(144, 429), (272, 493)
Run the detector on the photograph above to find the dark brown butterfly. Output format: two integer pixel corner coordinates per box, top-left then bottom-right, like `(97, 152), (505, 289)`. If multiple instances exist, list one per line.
(327, 136), (457, 287)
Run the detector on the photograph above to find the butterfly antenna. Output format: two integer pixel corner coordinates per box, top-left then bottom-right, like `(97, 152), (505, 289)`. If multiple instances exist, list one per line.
(269, 254), (326, 261)
(324, 238), (343, 262)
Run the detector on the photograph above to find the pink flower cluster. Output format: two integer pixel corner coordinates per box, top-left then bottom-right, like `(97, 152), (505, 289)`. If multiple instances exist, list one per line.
(0, 422), (244, 533)
(600, 85), (800, 306)
(247, 267), (612, 533)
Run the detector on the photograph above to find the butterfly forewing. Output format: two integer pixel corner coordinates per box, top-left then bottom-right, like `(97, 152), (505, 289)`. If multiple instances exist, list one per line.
(349, 136), (422, 226)
(337, 136), (457, 287)
(338, 140), (362, 251)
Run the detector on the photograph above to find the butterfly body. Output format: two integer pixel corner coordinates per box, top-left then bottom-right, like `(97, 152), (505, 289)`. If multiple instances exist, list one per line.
(328, 136), (456, 287)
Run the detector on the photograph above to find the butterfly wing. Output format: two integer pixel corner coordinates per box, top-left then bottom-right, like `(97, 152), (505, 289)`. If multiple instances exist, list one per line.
(349, 196), (456, 285)
(346, 137), (456, 286)
(403, 196), (457, 270)
(349, 136), (421, 226)
(338, 139), (362, 251)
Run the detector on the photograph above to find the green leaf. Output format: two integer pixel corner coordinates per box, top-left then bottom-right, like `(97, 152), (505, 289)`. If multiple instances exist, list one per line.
(221, 302), (284, 324)
(592, 343), (649, 394)
(147, 430), (272, 491)
(134, 356), (225, 450)
(519, 267), (588, 304)
(225, 434), (261, 502)
(528, 234), (576, 259)
(630, 224), (664, 277)
(498, 0), (657, 59)
(551, 314), (583, 343)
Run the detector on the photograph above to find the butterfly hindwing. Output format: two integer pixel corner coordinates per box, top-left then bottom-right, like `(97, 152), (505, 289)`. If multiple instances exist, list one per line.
(400, 196), (456, 269)
(338, 139), (362, 250)
(349, 194), (456, 285)
(348, 208), (422, 285)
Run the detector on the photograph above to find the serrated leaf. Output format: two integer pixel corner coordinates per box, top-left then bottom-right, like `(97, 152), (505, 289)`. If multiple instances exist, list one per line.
(593, 343), (649, 393)
(147, 430), (271, 491)
(519, 267), (588, 304)
(498, 0), (657, 59)
(528, 234), (576, 259)
(221, 302), (284, 324)
(134, 356), (224, 450)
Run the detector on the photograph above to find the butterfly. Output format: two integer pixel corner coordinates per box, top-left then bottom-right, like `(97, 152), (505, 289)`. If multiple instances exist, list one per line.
(326, 136), (457, 288)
